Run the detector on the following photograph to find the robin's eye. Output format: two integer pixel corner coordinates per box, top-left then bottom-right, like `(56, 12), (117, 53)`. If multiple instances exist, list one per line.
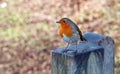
(62, 20), (66, 23)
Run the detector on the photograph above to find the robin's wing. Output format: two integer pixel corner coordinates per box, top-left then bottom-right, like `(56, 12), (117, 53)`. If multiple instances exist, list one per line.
(68, 20), (87, 41)
(73, 24), (87, 41)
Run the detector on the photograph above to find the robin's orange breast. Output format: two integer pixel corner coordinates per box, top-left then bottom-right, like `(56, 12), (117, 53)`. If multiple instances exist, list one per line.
(59, 23), (73, 38)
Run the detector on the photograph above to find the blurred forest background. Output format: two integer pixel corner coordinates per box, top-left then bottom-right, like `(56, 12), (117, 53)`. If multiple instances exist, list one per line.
(0, 0), (120, 74)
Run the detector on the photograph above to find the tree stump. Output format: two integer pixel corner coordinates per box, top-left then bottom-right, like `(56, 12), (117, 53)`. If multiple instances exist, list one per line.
(52, 32), (114, 74)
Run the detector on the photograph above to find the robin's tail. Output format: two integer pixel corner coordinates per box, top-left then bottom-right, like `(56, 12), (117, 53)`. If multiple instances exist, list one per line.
(79, 32), (87, 41)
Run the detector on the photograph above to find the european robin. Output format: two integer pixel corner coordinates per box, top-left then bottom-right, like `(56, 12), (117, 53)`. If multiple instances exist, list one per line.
(56, 18), (87, 53)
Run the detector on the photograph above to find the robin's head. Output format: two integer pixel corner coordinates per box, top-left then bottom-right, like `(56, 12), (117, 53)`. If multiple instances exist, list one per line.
(56, 18), (75, 27)
(56, 18), (68, 25)
(56, 18), (72, 25)
(57, 18), (74, 37)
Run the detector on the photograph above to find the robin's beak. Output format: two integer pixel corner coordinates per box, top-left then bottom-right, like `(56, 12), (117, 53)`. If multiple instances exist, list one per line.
(56, 21), (60, 23)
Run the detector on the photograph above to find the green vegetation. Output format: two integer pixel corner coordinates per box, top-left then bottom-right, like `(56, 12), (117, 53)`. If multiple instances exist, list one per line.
(0, 8), (28, 25)
(0, 27), (22, 39)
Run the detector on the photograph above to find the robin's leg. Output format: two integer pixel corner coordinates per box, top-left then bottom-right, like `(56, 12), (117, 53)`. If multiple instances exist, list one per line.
(62, 43), (69, 53)
(74, 42), (78, 53)
(62, 43), (78, 53)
